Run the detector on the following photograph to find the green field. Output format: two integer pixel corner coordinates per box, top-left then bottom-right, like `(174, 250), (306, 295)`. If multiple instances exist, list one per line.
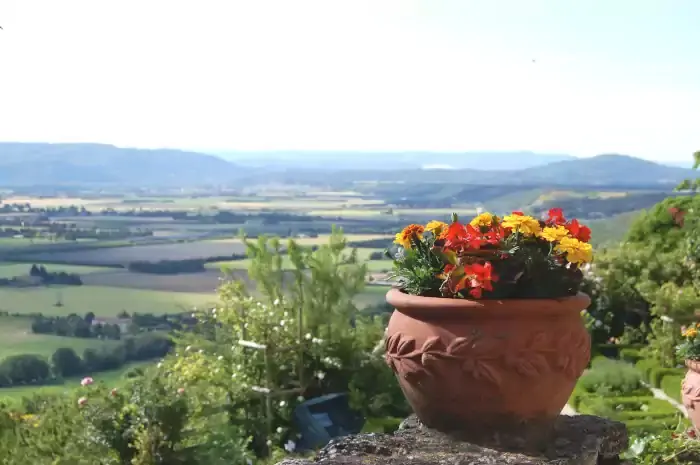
(0, 361), (152, 403)
(209, 247), (392, 273)
(0, 263), (111, 278)
(0, 316), (119, 359)
(355, 285), (391, 308)
(0, 286), (215, 317)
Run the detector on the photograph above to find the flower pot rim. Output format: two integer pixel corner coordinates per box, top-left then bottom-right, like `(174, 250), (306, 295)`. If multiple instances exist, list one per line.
(386, 287), (590, 319)
(686, 360), (700, 372)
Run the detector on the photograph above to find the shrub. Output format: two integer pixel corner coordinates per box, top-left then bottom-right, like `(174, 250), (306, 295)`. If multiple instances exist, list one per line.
(578, 358), (648, 396)
(661, 375), (684, 403)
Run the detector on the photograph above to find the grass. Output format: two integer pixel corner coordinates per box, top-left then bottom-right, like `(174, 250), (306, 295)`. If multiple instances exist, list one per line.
(0, 361), (153, 403)
(0, 316), (120, 359)
(0, 262), (111, 278)
(0, 286), (216, 317)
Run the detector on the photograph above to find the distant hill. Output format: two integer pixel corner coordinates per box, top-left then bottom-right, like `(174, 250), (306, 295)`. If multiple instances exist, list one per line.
(237, 154), (699, 188)
(215, 150), (575, 171)
(514, 154), (696, 186)
(0, 143), (246, 186)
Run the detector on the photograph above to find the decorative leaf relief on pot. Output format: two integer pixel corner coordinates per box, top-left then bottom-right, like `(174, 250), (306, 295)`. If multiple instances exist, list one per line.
(682, 377), (700, 408)
(384, 330), (589, 385)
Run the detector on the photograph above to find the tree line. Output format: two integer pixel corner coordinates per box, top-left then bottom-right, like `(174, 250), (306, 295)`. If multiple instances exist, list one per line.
(0, 332), (173, 387)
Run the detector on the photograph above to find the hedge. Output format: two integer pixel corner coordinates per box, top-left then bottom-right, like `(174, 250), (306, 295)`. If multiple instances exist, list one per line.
(620, 348), (644, 364)
(595, 344), (646, 359)
(635, 359), (659, 383)
(661, 375), (684, 403)
(578, 396), (678, 416)
(649, 368), (686, 388)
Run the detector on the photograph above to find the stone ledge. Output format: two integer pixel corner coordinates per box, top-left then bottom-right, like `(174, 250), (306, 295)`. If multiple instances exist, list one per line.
(277, 414), (628, 465)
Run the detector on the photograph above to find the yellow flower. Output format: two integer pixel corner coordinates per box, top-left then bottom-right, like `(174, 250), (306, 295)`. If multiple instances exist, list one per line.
(425, 221), (448, 237)
(539, 225), (570, 242)
(470, 213), (494, 228)
(555, 237), (593, 264)
(502, 214), (541, 236)
(394, 224), (425, 249)
(685, 328), (699, 338)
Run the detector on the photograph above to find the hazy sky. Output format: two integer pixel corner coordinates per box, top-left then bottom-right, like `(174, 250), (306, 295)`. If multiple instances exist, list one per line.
(0, 1), (698, 161)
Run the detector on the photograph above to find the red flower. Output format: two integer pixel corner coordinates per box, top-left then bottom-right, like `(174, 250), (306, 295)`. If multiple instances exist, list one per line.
(566, 219), (591, 242)
(546, 208), (566, 225)
(484, 225), (507, 244)
(444, 222), (486, 251)
(463, 262), (497, 298)
(511, 211), (524, 216)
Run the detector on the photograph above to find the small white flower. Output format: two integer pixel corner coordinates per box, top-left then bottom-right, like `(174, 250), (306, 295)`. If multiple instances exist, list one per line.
(297, 395), (305, 402)
(284, 311), (289, 317)
(273, 299), (280, 306)
(280, 320), (286, 326)
(305, 333), (312, 340)
(279, 400), (287, 407)
(315, 371), (326, 380)
(266, 439), (272, 446)
(185, 346), (192, 352)
(157, 362), (162, 368)
(198, 349), (204, 354)
(594, 320), (603, 328)
(284, 440), (296, 452)
(276, 427), (283, 434)
(217, 355), (224, 361)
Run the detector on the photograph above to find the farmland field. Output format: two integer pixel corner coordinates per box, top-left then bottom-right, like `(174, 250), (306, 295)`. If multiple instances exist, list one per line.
(0, 316), (120, 359)
(15, 240), (248, 265)
(82, 269), (227, 293)
(0, 286), (215, 316)
(208, 247), (392, 273)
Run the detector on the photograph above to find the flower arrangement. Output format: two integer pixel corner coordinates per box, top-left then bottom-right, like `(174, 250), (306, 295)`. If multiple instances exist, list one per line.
(677, 324), (700, 360)
(388, 208), (593, 299)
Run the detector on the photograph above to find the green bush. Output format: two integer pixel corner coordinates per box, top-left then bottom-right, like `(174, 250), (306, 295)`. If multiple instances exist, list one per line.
(625, 418), (676, 435)
(578, 396), (678, 417)
(635, 358), (660, 383)
(649, 367), (685, 388)
(620, 348), (644, 364)
(661, 375), (684, 403)
(578, 358), (648, 396)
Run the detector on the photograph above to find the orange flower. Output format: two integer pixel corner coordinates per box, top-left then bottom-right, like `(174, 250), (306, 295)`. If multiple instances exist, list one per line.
(394, 224), (425, 248)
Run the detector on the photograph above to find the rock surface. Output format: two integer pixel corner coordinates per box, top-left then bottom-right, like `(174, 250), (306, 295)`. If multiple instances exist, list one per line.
(277, 414), (628, 465)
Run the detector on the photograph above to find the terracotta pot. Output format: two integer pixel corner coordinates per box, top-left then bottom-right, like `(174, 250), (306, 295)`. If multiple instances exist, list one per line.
(384, 288), (591, 443)
(682, 361), (700, 431)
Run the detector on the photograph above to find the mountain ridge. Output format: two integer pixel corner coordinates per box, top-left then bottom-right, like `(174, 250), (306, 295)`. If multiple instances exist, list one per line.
(0, 143), (695, 188)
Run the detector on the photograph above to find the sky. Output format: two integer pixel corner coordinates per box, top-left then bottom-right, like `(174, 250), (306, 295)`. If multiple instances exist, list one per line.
(0, 0), (698, 162)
